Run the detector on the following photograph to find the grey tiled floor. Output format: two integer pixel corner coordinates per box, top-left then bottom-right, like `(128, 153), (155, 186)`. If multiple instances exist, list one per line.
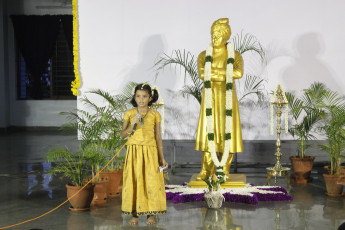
(0, 131), (344, 230)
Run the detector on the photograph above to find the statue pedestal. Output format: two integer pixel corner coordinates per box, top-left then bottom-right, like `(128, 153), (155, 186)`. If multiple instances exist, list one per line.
(188, 174), (246, 188)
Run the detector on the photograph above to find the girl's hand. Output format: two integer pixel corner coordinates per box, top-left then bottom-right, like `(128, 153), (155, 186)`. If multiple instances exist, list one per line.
(133, 116), (140, 126)
(160, 159), (168, 169)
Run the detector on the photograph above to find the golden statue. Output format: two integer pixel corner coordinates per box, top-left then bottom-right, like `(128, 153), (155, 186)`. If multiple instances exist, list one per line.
(195, 18), (244, 181)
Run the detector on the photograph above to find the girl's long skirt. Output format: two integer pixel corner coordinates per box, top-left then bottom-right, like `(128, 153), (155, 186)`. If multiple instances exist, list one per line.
(121, 144), (166, 216)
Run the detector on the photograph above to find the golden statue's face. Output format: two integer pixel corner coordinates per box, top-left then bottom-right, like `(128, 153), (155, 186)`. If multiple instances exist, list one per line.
(211, 26), (228, 47)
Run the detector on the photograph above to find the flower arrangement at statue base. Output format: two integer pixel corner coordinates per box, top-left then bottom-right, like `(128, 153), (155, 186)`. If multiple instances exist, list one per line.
(204, 188), (225, 209)
(165, 183), (292, 205)
(203, 167), (226, 209)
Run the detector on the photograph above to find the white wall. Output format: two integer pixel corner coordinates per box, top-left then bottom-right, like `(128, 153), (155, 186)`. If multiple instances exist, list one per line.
(78, 0), (345, 140)
(1, 0), (76, 128)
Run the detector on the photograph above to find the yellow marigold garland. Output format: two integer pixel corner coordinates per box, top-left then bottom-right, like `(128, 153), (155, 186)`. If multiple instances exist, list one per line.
(71, 0), (80, 96)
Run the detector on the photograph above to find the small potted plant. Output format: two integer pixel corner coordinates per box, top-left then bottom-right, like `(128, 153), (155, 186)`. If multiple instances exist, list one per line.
(307, 83), (345, 196)
(97, 140), (126, 199)
(84, 144), (109, 204)
(203, 167), (226, 209)
(101, 150), (126, 198)
(286, 83), (321, 183)
(47, 147), (95, 211)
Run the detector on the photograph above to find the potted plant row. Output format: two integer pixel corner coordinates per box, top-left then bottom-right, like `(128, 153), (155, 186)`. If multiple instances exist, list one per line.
(287, 82), (345, 196)
(47, 88), (130, 211)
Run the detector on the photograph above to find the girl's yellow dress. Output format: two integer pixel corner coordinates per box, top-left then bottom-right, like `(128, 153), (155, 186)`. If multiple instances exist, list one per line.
(121, 108), (166, 216)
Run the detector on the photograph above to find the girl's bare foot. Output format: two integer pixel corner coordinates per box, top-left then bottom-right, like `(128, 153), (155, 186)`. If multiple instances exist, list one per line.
(146, 215), (155, 225)
(129, 216), (138, 225)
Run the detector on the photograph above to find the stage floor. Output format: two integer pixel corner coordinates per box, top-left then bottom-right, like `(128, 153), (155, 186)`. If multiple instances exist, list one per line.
(0, 130), (344, 230)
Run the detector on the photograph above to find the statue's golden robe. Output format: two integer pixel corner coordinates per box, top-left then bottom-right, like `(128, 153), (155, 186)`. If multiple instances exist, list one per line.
(195, 51), (243, 153)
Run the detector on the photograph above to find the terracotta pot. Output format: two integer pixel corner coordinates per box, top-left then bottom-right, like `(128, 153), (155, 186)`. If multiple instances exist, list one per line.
(324, 165), (345, 175)
(66, 183), (95, 211)
(290, 156), (315, 183)
(100, 170), (123, 198)
(323, 174), (345, 197)
(91, 180), (108, 204)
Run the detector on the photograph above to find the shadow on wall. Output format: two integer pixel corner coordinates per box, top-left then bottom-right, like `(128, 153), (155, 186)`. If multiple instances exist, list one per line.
(282, 33), (341, 94)
(163, 89), (200, 140)
(125, 34), (177, 89)
(124, 34), (198, 139)
(240, 101), (272, 140)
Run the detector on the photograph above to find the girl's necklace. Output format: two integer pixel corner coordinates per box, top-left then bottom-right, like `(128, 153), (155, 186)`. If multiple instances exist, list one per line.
(137, 108), (150, 126)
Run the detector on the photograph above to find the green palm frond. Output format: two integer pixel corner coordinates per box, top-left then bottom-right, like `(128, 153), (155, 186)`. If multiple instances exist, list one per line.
(47, 147), (90, 186)
(307, 82), (327, 94)
(302, 112), (320, 137)
(285, 92), (303, 121)
(153, 49), (198, 82)
(118, 81), (138, 104)
(237, 75), (267, 106)
(87, 89), (129, 121)
(180, 84), (202, 103)
(322, 91), (344, 108)
(288, 110), (320, 157)
(59, 110), (80, 123)
(319, 143), (331, 154)
(47, 147), (73, 162)
(231, 32), (265, 61)
(306, 82), (343, 109)
(79, 96), (100, 112)
(154, 49), (202, 104)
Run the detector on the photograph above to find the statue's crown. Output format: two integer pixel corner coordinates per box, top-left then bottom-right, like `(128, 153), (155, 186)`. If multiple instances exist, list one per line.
(211, 18), (231, 39)
(213, 18), (229, 26)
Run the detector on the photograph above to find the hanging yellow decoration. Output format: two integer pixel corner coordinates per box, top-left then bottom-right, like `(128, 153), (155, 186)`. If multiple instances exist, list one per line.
(71, 0), (80, 96)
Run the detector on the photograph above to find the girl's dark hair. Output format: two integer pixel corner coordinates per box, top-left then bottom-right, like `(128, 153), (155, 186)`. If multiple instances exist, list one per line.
(130, 83), (159, 107)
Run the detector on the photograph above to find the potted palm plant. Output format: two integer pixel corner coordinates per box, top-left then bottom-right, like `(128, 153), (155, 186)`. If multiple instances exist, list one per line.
(79, 89), (129, 199)
(307, 83), (345, 196)
(63, 87), (130, 200)
(48, 86), (131, 209)
(47, 147), (95, 211)
(47, 103), (107, 210)
(286, 83), (321, 183)
(60, 108), (111, 205)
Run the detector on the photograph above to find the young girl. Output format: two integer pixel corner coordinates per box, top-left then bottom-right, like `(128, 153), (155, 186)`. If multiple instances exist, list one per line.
(120, 83), (168, 225)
